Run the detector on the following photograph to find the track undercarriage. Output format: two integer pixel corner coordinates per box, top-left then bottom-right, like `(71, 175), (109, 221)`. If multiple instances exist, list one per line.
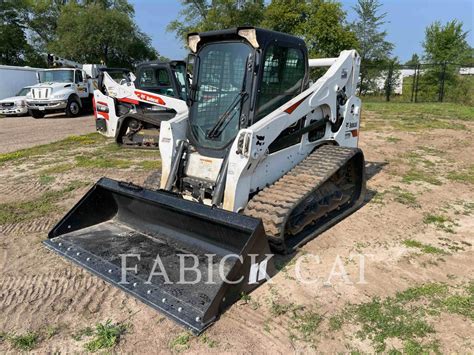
(244, 145), (366, 253)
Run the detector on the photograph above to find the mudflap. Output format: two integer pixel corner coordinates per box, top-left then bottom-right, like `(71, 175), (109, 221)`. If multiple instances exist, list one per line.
(44, 177), (274, 334)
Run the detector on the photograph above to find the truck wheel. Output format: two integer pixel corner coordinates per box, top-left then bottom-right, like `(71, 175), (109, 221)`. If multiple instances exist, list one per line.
(65, 98), (81, 117)
(29, 110), (45, 119)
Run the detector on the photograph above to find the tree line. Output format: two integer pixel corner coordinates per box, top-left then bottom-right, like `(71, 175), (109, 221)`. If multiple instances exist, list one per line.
(1, 0), (472, 99)
(0, 0), (158, 68)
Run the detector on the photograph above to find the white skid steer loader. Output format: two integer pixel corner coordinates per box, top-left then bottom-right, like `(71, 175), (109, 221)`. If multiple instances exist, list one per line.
(94, 61), (188, 148)
(45, 27), (366, 333)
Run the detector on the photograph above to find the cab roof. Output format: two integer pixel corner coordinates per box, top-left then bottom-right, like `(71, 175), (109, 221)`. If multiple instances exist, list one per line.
(188, 27), (307, 52)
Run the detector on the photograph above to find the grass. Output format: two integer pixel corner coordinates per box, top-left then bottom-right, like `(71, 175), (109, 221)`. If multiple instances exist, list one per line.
(447, 165), (474, 184)
(397, 150), (445, 186)
(169, 332), (192, 352)
(291, 310), (323, 342)
(7, 332), (39, 351)
(370, 190), (386, 205)
(75, 155), (131, 169)
(402, 239), (447, 255)
(423, 213), (458, 233)
(267, 299), (323, 343)
(199, 334), (218, 348)
(139, 159), (162, 170)
(391, 187), (419, 207)
(363, 102), (474, 123)
(0, 180), (89, 224)
(330, 282), (472, 352)
(386, 136), (402, 143)
(82, 320), (127, 352)
(402, 169), (442, 185)
(71, 326), (94, 341)
(39, 174), (55, 185)
(0, 133), (106, 165)
(40, 163), (75, 175)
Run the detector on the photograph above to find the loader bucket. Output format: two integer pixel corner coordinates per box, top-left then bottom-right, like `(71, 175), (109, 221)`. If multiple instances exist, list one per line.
(44, 177), (274, 333)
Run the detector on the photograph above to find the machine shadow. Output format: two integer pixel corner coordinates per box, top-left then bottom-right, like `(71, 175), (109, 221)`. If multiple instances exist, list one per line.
(264, 160), (389, 283)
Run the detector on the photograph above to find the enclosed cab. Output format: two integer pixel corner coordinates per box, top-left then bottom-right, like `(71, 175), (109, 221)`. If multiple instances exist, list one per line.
(26, 65), (102, 118)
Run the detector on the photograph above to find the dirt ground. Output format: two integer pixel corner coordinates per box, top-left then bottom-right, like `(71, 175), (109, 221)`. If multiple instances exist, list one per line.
(0, 114), (95, 154)
(0, 103), (472, 353)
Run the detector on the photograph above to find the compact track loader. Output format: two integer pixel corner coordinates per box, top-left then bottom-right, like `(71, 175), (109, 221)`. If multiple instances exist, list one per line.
(45, 27), (366, 333)
(94, 61), (188, 148)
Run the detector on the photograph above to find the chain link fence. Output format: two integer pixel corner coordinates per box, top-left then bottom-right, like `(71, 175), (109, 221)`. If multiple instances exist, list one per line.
(359, 62), (474, 105)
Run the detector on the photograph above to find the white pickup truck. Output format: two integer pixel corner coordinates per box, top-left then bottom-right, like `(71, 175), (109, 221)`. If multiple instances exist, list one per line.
(26, 64), (102, 118)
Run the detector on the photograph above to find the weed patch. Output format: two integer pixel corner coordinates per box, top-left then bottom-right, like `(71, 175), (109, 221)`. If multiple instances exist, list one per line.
(170, 332), (192, 352)
(0, 133), (105, 165)
(200, 334), (218, 348)
(447, 165), (474, 184)
(8, 332), (39, 351)
(391, 187), (419, 207)
(329, 282), (472, 352)
(82, 320), (126, 352)
(39, 175), (55, 185)
(75, 155), (131, 169)
(402, 169), (442, 185)
(402, 239), (447, 255)
(0, 180), (88, 224)
(139, 159), (162, 170)
(386, 136), (401, 143)
(423, 213), (458, 233)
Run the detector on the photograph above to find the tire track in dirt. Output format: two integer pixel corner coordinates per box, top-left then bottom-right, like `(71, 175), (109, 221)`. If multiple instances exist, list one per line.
(0, 268), (126, 329)
(217, 306), (293, 351)
(0, 181), (51, 203)
(0, 216), (58, 236)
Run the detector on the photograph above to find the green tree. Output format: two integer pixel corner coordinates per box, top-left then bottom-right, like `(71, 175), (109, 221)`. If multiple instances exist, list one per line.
(167, 0), (265, 44)
(352, 0), (393, 94)
(422, 20), (470, 64)
(48, 1), (157, 68)
(383, 57), (400, 101)
(23, 0), (65, 52)
(421, 20), (472, 103)
(170, 0), (357, 58)
(405, 53), (420, 67)
(302, 0), (358, 58)
(0, 0), (43, 65)
(260, 0), (306, 34)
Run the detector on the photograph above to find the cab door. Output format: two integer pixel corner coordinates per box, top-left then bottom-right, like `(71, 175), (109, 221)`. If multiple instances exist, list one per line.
(75, 70), (88, 98)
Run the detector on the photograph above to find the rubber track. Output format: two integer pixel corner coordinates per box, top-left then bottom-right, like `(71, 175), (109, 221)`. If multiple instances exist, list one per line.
(244, 145), (362, 253)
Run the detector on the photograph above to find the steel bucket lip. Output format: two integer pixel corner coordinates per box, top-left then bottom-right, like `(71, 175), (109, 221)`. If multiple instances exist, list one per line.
(43, 237), (214, 334)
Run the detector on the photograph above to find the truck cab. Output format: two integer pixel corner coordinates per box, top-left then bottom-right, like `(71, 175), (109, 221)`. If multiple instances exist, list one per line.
(26, 66), (99, 118)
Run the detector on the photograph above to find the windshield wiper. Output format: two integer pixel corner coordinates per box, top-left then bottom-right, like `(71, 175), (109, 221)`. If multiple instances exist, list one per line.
(206, 91), (247, 139)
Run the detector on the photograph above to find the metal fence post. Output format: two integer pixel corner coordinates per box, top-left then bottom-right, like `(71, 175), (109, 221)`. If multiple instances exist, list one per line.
(439, 62), (447, 102)
(410, 64), (418, 102)
(414, 64), (420, 103)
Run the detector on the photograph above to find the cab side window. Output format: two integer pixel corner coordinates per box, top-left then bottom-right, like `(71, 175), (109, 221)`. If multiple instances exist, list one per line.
(75, 70), (83, 83)
(157, 69), (171, 86)
(139, 68), (157, 87)
(255, 45), (305, 122)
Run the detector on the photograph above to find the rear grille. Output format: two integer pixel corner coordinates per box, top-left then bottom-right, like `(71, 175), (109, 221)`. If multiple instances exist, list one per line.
(32, 88), (52, 99)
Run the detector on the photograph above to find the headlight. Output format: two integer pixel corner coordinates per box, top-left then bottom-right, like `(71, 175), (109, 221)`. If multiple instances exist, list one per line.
(17, 100), (26, 107)
(96, 102), (109, 113)
(52, 93), (67, 99)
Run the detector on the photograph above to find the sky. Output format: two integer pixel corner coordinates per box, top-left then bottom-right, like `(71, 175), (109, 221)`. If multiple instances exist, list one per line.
(130, 0), (473, 62)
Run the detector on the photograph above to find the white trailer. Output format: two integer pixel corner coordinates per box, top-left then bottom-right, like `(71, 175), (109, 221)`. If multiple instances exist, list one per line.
(0, 65), (43, 100)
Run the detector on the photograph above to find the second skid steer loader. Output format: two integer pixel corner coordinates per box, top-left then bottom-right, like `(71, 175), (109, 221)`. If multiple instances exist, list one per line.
(45, 27), (366, 333)
(94, 61), (188, 148)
